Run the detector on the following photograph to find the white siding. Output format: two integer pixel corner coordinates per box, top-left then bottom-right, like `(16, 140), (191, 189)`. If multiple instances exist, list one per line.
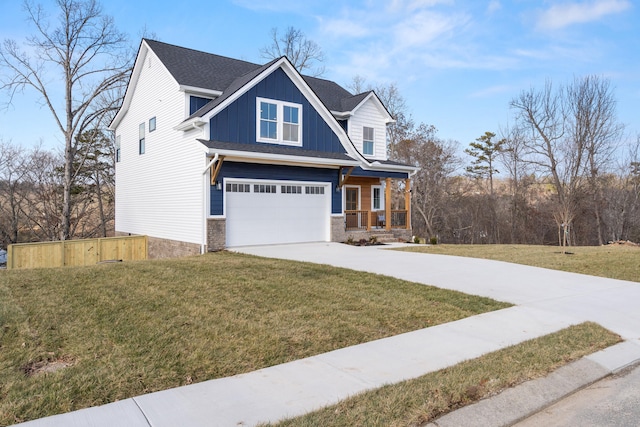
(348, 98), (388, 160)
(114, 49), (206, 245)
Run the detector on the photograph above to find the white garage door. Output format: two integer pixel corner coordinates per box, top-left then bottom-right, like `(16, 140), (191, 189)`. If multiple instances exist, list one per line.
(225, 179), (331, 247)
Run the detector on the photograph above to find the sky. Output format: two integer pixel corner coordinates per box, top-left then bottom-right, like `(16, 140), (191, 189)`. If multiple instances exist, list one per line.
(0, 0), (638, 156)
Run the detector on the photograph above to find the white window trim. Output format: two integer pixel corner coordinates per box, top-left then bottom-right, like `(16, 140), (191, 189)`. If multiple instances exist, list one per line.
(371, 185), (384, 211)
(363, 126), (375, 156)
(256, 97), (303, 146)
(343, 185), (361, 212)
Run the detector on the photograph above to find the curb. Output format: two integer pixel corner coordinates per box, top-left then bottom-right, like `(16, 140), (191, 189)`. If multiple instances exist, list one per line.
(426, 340), (640, 427)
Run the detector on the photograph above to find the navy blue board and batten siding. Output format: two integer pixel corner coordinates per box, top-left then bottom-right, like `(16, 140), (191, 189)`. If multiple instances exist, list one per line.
(210, 162), (342, 216)
(209, 68), (346, 153)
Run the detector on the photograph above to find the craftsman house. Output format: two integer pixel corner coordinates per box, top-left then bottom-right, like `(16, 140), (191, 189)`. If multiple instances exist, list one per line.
(109, 39), (417, 257)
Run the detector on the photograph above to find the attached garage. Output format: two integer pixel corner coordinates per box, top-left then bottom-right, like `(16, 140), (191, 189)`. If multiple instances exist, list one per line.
(224, 179), (331, 247)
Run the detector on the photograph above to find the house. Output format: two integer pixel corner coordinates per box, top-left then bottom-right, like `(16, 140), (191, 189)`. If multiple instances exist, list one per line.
(109, 39), (417, 257)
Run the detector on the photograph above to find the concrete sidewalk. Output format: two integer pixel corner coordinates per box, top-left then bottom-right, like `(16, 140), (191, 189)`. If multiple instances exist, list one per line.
(16, 243), (640, 426)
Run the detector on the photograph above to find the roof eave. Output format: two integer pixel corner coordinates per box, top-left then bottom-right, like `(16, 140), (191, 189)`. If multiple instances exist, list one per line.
(204, 147), (360, 167)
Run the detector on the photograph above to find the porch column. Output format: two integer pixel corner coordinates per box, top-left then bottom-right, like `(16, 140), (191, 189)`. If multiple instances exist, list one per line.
(385, 177), (392, 231)
(405, 178), (411, 230)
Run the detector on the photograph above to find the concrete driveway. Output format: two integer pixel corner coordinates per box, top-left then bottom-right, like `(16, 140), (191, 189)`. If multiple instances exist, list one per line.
(236, 242), (640, 340)
(17, 242), (640, 427)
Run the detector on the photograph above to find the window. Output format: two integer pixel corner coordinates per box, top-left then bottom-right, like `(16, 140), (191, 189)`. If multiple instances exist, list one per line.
(190, 96), (212, 115)
(139, 123), (145, 155)
(363, 126), (374, 156)
(149, 117), (156, 132)
(283, 105), (299, 142)
(305, 186), (325, 195)
(115, 135), (121, 163)
(372, 186), (382, 210)
(281, 185), (302, 194)
(226, 183), (251, 193)
(254, 184), (277, 193)
(257, 97), (302, 145)
(259, 101), (277, 139)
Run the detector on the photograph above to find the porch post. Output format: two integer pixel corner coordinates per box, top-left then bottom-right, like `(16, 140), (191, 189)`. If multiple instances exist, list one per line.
(405, 178), (411, 230)
(385, 178), (392, 231)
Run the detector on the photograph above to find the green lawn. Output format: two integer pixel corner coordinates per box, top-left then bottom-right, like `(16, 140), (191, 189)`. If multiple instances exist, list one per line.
(396, 244), (640, 283)
(0, 251), (509, 425)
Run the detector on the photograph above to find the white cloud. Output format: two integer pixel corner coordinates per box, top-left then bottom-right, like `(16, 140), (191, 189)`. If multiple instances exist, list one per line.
(487, 0), (501, 14)
(392, 11), (461, 47)
(318, 17), (371, 38)
(536, 0), (631, 30)
(470, 84), (512, 98)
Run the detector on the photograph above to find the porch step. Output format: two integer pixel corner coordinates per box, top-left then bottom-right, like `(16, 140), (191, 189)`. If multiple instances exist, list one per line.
(369, 232), (401, 243)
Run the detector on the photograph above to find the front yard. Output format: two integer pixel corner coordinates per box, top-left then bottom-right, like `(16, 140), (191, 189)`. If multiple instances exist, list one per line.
(0, 251), (509, 425)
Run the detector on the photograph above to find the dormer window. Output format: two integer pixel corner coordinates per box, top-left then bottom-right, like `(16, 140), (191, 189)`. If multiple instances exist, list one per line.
(257, 97), (302, 146)
(190, 96), (212, 115)
(363, 126), (374, 156)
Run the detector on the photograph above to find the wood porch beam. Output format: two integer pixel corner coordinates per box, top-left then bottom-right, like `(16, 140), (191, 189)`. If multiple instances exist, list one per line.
(210, 155), (225, 186)
(405, 178), (411, 230)
(338, 166), (355, 188)
(385, 177), (392, 231)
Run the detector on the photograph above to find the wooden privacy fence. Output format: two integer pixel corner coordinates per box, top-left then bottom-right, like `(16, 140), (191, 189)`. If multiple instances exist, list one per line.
(7, 235), (148, 270)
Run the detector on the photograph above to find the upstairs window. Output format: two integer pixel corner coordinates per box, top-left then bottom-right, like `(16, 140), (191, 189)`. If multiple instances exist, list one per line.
(139, 123), (145, 155)
(149, 116), (156, 132)
(115, 135), (121, 162)
(259, 101), (278, 139)
(257, 97), (302, 146)
(363, 126), (374, 156)
(283, 105), (299, 142)
(190, 96), (212, 115)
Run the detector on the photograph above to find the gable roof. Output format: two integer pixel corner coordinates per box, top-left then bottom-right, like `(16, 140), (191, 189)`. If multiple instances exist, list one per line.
(110, 39), (416, 174)
(143, 39), (361, 116)
(144, 39), (261, 93)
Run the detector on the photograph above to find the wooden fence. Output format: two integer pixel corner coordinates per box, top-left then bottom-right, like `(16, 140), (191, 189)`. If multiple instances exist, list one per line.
(6, 235), (148, 270)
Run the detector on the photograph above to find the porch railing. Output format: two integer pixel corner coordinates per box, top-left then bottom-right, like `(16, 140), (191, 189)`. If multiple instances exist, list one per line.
(391, 210), (408, 229)
(345, 210), (408, 230)
(345, 210), (370, 230)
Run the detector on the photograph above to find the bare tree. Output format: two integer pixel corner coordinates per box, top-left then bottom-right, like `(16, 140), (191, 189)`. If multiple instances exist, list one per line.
(511, 80), (580, 248)
(394, 124), (459, 239)
(566, 75), (624, 244)
(498, 125), (534, 243)
(0, 0), (131, 240)
(510, 76), (624, 247)
(260, 26), (325, 76)
(0, 141), (30, 245)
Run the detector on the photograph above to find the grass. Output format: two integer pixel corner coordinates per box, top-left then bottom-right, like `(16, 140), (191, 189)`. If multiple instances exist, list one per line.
(0, 251), (509, 425)
(267, 322), (620, 427)
(396, 244), (640, 283)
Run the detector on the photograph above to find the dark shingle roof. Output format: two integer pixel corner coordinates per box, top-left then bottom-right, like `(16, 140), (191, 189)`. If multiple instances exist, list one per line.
(188, 59), (279, 120)
(198, 140), (356, 162)
(341, 92), (371, 112)
(144, 39), (357, 113)
(145, 39), (261, 92)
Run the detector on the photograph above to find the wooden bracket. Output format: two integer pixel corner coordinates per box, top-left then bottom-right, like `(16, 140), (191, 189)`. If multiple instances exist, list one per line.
(338, 166), (354, 188)
(210, 155), (225, 185)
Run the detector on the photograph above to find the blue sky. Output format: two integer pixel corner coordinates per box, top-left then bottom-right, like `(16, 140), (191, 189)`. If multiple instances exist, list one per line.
(1, 0), (638, 154)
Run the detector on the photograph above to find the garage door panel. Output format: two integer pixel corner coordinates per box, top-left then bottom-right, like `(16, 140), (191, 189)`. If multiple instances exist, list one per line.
(225, 180), (330, 247)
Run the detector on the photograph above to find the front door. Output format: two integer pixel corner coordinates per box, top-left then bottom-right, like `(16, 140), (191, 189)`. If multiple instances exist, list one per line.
(345, 187), (359, 211)
(345, 187), (360, 229)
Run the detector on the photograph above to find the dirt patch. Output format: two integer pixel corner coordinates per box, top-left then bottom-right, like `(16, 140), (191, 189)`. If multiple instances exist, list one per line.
(606, 240), (640, 247)
(22, 356), (75, 376)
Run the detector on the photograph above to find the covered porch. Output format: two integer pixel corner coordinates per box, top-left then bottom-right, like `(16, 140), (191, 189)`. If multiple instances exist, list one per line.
(340, 172), (411, 233)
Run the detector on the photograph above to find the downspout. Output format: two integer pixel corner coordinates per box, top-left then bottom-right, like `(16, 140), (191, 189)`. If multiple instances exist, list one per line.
(201, 153), (219, 254)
